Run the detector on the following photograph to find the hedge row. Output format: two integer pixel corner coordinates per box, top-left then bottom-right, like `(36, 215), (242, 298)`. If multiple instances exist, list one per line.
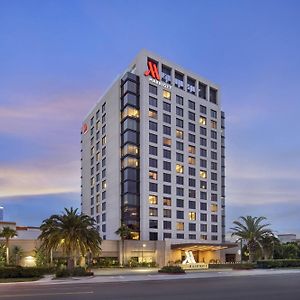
(209, 263), (256, 270)
(256, 259), (300, 269)
(0, 267), (55, 279)
(158, 266), (185, 274)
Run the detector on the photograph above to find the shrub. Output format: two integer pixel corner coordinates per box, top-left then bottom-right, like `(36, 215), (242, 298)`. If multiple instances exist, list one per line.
(257, 259), (300, 269)
(0, 267), (54, 279)
(209, 263), (255, 270)
(232, 263), (255, 270)
(55, 269), (71, 278)
(55, 267), (93, 278)
(158, 266), (185, 274)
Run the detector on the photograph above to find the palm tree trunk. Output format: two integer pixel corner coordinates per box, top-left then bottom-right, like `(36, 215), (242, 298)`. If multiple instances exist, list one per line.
(5, 239), (9, 265)
(122, 239), (125, 267)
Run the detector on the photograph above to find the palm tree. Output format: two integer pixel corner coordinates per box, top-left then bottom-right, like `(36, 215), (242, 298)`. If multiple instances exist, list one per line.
(231, 216), (273, 262)
(39, 207), (102, 270)
(260, 233), (278, 260)
(0, 227), (17, 265)
(115, 223), (131, 266)
(11, 245), (23, 266)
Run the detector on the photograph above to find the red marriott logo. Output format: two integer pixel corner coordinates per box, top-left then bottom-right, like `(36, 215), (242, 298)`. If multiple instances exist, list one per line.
(144, 61), (160, 80)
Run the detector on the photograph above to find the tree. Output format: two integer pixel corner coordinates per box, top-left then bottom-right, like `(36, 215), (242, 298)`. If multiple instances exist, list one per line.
(39, 207), (102, 270)
(259, 234), (279, 260)
(115, 223), (131, 266)
(231, 216), (273, 262)
(0, 227), (17, 265)
(11, 245), (23, 266)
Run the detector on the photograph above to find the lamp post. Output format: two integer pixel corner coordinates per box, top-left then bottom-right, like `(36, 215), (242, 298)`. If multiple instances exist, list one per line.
(142, 244), (146, 263)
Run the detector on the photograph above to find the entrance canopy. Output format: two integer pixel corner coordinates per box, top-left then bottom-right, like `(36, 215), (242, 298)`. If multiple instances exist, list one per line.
(171, 242), (236, 252)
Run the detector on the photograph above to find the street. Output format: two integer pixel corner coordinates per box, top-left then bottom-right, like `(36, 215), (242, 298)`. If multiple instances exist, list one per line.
(0, 273), (300, 300)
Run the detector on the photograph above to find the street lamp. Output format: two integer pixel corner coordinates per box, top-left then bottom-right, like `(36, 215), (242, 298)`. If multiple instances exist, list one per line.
(142, 244), (146, 263)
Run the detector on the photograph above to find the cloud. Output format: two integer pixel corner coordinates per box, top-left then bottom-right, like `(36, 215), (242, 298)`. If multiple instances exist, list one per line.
(0, 160), (80, 198)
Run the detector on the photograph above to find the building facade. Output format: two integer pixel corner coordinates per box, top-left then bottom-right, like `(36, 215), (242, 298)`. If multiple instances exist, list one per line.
(81, 50), (226, 260)
(0, 206), (3, 221)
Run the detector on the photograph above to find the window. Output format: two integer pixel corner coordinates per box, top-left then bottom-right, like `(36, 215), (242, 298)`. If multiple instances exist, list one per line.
(149, 109), (157, 119)
(189, 234), (196, 239)
(176, 176), (184, 185)
(149, 145), (158, 155)
(200, 170), (207, 179)
(199, 82), (207, 99)
(211, 120), (217, 129)
(188, 145), (195, 154)
(188, 133), (195, 143)
(149, 170), (158, 180)
(176, 118), (184, 128)
(176, 199), (184, 208)
(149, 182), (157, 192)
(200, 234), (207, 240)
(163, 221), (172, 230)
(211, 203), (218, 212)
(212, 235), (218, 241)
(210, 87), (217, 104)
(211, 172), (217, 181)
(211, 225), (218, 233)
(176, 222), (184, 230)
(102, 114), (106, 123)
(176, 164), (184, 173)
(163, 137), (171, 147)
(163, 114), (171, 124)
(211, 194), (218, 202)
(211, 161), (218, 170)
(188, 156), (195, 165)
(121, 107), (139, 120)
(200, 202), (207, 210)
(149, 220), (158, 229)
(148, 195), (157, 204)
(200, 224), (207, 232)
(149, 158), (158, 168)
(164, 232), (172, 239)
(176, 107), (183, 117)
(200, 105), (207, 114)
(189, 189), (196, 198)
(188, 100), (195, 110)
(177, 210), (184, 219)
(149, 121), (157, 131)
(189, 200), (196, 209)
(187, 77), (196, 94)
(176, 95), (183, 105)
(189, 178), (195, 187)
(211, 141), (217, 150)
(102, 136), (107, 145)
(163, 209), (171, 218)
(200, 213), (207, 221)
(176, 153), (184, 162)
(200, 159), (207, 168)
(175, 71), (184, 89)
(163, 101), (171, 112)
(176, 187), (184, 196)
(176, 130), (184, 139)
(189, 167), (195, 176)
(177, 233), (184, 239)
(163, 173), (171, 182)
(188, 122), (195, 132)
(163, 90), (171, 100)
(189, 212), (196, 221)
(199, 116), (207, 125)
(211, 109), (217, 118)
(149, 84), (157, 95)
(188, 111), (195, 121)
(200, 148), (207, 157)
(163, 149), (171, 159)
(149, 96), (157, 107)
(122, 118), (138, 132)
(176, 141), (184, 151)
(149, 133), (157, 143)
(211, 130), (217, 139)
(200, 127), (207, 136)
(149, 207), (158, 216)
(163, 161), (171, 170)
(149, 232), (158, 240)
(200, 181), (207, 189)
(161, 65), (172, 83)
(122, 157), (138, 168)
(163, 125), (171, 135)
(163, 197), (171, 206)
(211, 215), (218, 222)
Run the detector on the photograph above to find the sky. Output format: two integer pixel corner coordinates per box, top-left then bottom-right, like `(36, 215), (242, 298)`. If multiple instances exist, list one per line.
(0, 0), (300, 237)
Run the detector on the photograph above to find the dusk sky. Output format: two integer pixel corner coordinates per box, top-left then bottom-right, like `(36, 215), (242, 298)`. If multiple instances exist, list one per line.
(1, 0), (300, 237)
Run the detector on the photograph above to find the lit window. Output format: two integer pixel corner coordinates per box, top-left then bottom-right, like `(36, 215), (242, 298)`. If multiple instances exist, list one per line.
(121, 106), (139, 120)
(102, 180), (106, 189)
(200, 234), (207, 240)
(163, 90), (171, 100)
(176, 222), (184, 231)
(121, 144), (139, 157)
(199, 116), (207, 125)
(96, 152), (100, 162)
(121, 157), (139, 169)
(188, 145), (195, 154)
(102, 136), (106, 145)
(163, 137), (172, 147)
(149, 207), (158, 216)
(91, 177), (95, 186)
(200, 170), (207, 179)
(96, 121), (100, 131)
(188, 157), (195, 165)
(211, 120), (217, 129)
(189, 212), (196, 221)
(176, 164), (184, 174)
(149, 195), (158, 205)
(149, 171), (158, 180)
(149, 109), (157, 119)
(176, 130), (184, 139)
(163, 197), (171, 206)
(211, 204), (218, 212)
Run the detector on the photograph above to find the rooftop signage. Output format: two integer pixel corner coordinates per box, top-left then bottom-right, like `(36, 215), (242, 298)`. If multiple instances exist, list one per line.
(144, 59), (171, 89)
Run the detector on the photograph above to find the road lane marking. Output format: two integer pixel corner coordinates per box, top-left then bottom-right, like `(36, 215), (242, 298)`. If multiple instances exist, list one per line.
(0, 291), (93, 298)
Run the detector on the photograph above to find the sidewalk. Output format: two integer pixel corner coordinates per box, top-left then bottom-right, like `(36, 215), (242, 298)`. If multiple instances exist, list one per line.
(32, 268), (300, 285)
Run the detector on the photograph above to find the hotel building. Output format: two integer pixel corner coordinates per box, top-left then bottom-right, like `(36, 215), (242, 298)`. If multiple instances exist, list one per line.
(81, 50), (230, 265)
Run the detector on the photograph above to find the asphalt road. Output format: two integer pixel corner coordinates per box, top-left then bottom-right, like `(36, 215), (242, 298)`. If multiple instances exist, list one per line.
(1, 273), (300, 300)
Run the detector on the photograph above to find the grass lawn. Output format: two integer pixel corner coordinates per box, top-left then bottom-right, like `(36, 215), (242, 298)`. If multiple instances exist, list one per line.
(0, 277), (40, 283)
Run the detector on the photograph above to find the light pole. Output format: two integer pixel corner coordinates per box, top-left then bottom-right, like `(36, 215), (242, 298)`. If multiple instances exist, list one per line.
(142, 244), (146, 263)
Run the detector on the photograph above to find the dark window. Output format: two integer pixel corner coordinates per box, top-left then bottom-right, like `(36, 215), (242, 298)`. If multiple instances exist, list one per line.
(176, 107), (183, 117)
(200, 202), (207, 210)
(149, 145), (158, 155)
(200, 127), (207, 136)
(163, 125), (171, 135)
(163, 221), (172, 230)
(163, 185), (171, 194)
(122, 131), (138, 145)
(122, 118), (138, 132)
(189, 178), (195, 187)
(189, 223), (196, 231)
(176, 187), (184, 196)
(177, 233), (184, 239)
(176, 153), (184, 162)
(200, 105), (207, 114)
(164, 232), (172, 239)
(176, 95), (183, 105)
(201, 224), (207, 232)
(211, 109), (217, 118)
(176, 118), (184, 128)
(163, 101), (171, 112)
(163, 149), (171, 159)
(188, 111), (195, 121)
(199, 82), (207, 99)
(188, 100), (195, 110)
(149, 133), (157, 143)
(211, 225), (218, 233)
(163, 114), (171, 124)
(149, 121), (157, 131)
(200, 159), (207, 168)
(176, 176), (184, 185)
(161, 65), (172, 83)
(188, 134), (195, 143)
(149, 232), (158, 240)
(210, 87), (218, 104)
(189, 201), (196, 209)
(200, 192), (207, 200)
(149, 84), (157, 95)
(187, 77), (196, 94)
(177, 211), (184, 219)
(149, 96), (157, 107)
(189, 167), (195, 176)
(149, 158), (158, 168)
(188, 122), (195, 132)
(175, 71), (184, 89)
(211, 215), (218, 222)
(149, 220), (158, 229)
(176, 141), (184, 151)
(149, 182), (157, 192)
(163, 161), (171, 171)
(176, 199), (184, 207)
(200, 213), (207, 221)
(163, 173), (171, 182)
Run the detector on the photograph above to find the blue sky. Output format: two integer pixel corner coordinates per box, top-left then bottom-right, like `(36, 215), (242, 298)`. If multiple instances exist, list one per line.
(0, 0), (300, 236)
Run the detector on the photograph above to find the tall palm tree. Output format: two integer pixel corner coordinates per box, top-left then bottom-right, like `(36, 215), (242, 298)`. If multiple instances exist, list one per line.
(115, 223), (131, 266)
(260, 233), (278, 260)
(39, 207), (102, 270)
(0, 227), (17, 265)
(231, 216), (273, 262)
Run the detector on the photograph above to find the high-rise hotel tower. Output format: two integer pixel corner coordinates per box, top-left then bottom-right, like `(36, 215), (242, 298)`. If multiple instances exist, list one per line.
(81, 50), (226, 246)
